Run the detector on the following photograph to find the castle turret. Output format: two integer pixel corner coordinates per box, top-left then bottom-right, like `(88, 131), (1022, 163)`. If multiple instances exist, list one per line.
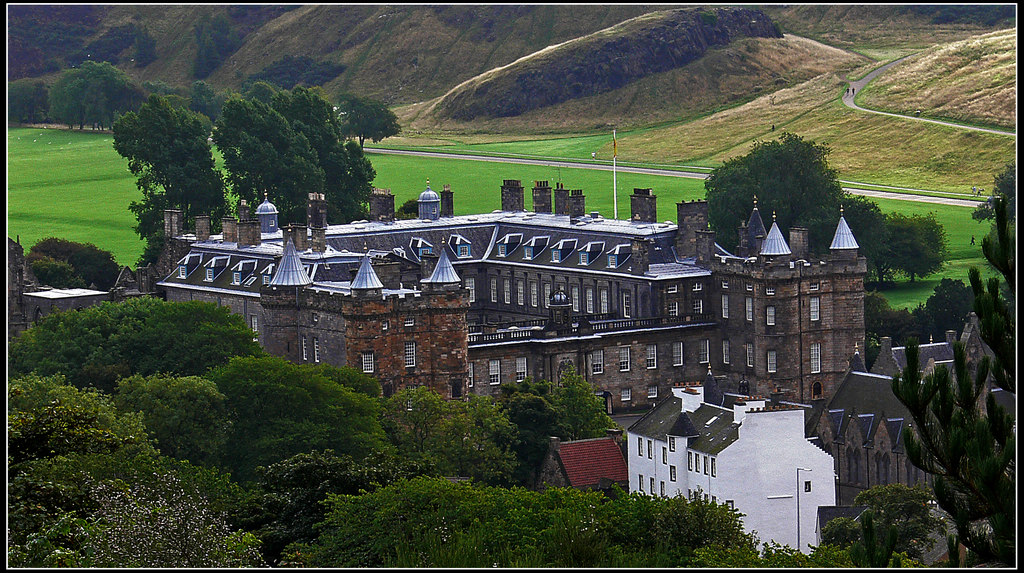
(418, 181), (441, 220)
(829, 207), (860, 260)
(351, 253), (383, 298)
(421, 242), (461, 290)
(759, 213), (791, 258)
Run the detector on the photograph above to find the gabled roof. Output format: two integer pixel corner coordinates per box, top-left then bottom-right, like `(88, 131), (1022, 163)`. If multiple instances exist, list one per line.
(556, 437), (629, 488)
(687, 404), (740, 455)
(760, 221), (792, 256)
(270, 239), (312, 286)
(830, 214), (860, 250)
(351, 254), (384, 290)
(628, 396), (699, 439)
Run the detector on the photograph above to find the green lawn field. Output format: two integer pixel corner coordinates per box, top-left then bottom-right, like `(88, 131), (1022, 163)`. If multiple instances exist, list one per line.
(7, 126), (998, 309)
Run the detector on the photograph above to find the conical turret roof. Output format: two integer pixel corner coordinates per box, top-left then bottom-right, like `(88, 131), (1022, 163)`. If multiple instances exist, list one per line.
(703, 364), (725, 406)
(351, 253), (384, 290)
(747, 198), (768, 240)
(760, 218), (792, 256)
(422, 244), (461, 284)
(830, 212), (860, 250)
(270, 239), (312, 286)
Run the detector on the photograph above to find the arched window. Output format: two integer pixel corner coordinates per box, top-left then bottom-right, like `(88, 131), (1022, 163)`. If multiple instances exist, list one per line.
(811, 382), (822, 399)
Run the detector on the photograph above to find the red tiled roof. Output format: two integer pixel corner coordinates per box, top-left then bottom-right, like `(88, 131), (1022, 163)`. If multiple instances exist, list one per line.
(557, 437), (629, 487)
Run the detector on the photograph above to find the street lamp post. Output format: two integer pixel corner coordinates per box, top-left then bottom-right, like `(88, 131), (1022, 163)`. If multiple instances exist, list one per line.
(796, 467), (812, 552)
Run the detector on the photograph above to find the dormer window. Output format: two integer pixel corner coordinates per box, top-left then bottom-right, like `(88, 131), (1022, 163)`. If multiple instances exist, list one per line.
(579, 251), (589, 265)
(458, 244), (470, 258)
(232, 271), (241, 285)
(693, 282), (703, 292)
(607, 254), (617, 268)
(419, 246), (432, 257)
(263, 274), (270, 285)
(498, 244), (507, 257)
(205, 268), (214, 282)
(178, 266), (187, 279)
(551, 250), (561, 263)
(766, 286), (775, 296)
(524, 246), (534, 259)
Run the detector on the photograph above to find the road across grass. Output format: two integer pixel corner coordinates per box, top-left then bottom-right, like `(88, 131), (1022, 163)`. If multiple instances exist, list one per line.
(365, 147), (985, 208)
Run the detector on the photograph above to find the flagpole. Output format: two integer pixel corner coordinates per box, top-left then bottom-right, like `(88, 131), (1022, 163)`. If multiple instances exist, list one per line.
(612, 129), (618, 220)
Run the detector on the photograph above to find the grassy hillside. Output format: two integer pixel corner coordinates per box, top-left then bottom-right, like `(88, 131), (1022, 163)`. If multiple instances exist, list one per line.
(856, 28), (1016, 130)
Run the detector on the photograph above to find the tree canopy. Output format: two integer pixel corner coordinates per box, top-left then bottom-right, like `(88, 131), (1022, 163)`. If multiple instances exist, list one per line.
(113, 94), (227, 252)
(213, 86), (376, 225)
(48, 60), (145, 129)
(27, 237), (120, 290)
(336, 93), (402, 147)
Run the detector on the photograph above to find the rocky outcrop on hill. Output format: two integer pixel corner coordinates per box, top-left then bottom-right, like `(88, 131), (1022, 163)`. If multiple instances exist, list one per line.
(433, 7), (782, 121)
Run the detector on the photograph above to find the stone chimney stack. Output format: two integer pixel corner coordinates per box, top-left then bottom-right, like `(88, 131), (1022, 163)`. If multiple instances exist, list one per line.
(945, 329), (958, 347)
(553, 182), (570, 216)
(630, 188), (658, 223)
(285, 225), (309, 251)
(440, 184), (454, 217)
(532, 181), (552, 214)
(311, 226), (326, 253)
(695, 229), (716, 265)
(238, 199), (250, 222)
(789, 227), (809, 259)
(221, 217), (238, 243)
(307, 192), (328, 229)
(568, 190), (586, 220)
(195, 215), (211, 241)
(369, 187), (395, 222)
(631, 238), (651, 276)
(675, 200), (709, 259)
(237, 219), (261, 247)
(500, 180), (525, 212)
(164, 209), (183, 239)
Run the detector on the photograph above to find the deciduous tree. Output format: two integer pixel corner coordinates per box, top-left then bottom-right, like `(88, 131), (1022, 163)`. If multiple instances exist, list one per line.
(336, 93), (401, 147)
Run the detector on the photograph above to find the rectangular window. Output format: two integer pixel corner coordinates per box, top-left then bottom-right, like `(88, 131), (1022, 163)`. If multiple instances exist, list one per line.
(692, 298), (703, 314)
(599, 289), (609, 313)
(721, 295), (729, 318)
(551, 249), (561, 263)
(458, 244), (470, 258)
(646, 344), (657, 369)
(468, 363), (475, 387)
(498, 244), (507, 257)
(592, 350), (604, 374)
(178, 265), (187, 278)
(405, 317), (415, 327)
(637, 437), (643, 456)
(650, 477), (655, 495)
(619, 346), (631, 371)
(688, 451), (693, 471)
(579, 251), (589, 265)
(647, 385), (658, 398)
(805, 480), (812, 493)
(523, 246), (533, 260)
(745, 297), (753, 321)
(669, 436), (676, 452)
(466, 278), (475, 303)
(490, 278), (498, 302)
(667, 284), (678, 294)
(250, 314), (258, 333)
(699, 339), (709, 363)
(302, 337), (308, 361)
(232, 271), (241, 285)
(585, 288), (595, 313)
(621, 387), (631, 402)
(722, 339), (730, 364)
(767, 350), (777, 373)
(404, 341), (415, 368)
(711, 457), (717, 477)
(205, 268), (214, 282)
(746, 283), (753, 291)
(622, 292), (632, 318)
(544, 283), (552, 308)
(530, 281), (538, 307)
(766, 305), (776, 326)
(314, 337), (321, 363)
(809, 281), (820, 291)
(672, 342), (684, 366)
(662, 447), (667, 464)
(670, 465), (677, 481)
(811, 342), (822, 374)
(639, 475), (644, 492)
(607, 254), (617, 268)
(810, 296), (820, 321)
(489, 359), (501, 385)
(726, 500), (735, 509)
(517, 280), (524, 305)
(361, 351), (374, 373)
(503, 278), (511, 304)
(571, 285), (580, 312)
(647, 440), (652, 459)
(692, 282), (703, 292)
(516, 356), (527, 381)
(721, 280), (729, 289)
(766, 286), (775, 296)
(746, 343), (754, 368)
(703, 455), (709, 475)
(660, 481), (665, 497)
(263, 274), (270, 285)
(695, 453), (700, 473)
(382, 320), (389, 331)
(669, 301), (679, 317)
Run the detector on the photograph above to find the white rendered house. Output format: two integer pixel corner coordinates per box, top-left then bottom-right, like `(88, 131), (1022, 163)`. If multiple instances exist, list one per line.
(626, 370), (835, 553)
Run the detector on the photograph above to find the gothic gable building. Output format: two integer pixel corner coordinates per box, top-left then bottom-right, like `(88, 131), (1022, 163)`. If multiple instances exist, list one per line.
(157, 180), (865, 410)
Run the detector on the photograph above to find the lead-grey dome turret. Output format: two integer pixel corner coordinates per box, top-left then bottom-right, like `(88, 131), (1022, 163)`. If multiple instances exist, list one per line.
(255, 193), (279, 234)
(418, 181), (440, 220)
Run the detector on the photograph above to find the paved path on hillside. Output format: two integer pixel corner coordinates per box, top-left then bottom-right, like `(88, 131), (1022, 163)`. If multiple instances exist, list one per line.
(366, 147), (984, 208)
(843, 55), (1016, 137)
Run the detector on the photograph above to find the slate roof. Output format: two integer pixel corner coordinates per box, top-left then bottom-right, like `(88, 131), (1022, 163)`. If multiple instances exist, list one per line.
(829, 214), (860, 250)
(628, 396), (699, 439)
(686, 404), (740, 455)
(760, 220), (792, 256)
(817, 505), (867, 532)
(747, 205), (768, 240)
(892, 342), (955, 371)
(556, 437), (629, 488)
(823, 370), (910, 448)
